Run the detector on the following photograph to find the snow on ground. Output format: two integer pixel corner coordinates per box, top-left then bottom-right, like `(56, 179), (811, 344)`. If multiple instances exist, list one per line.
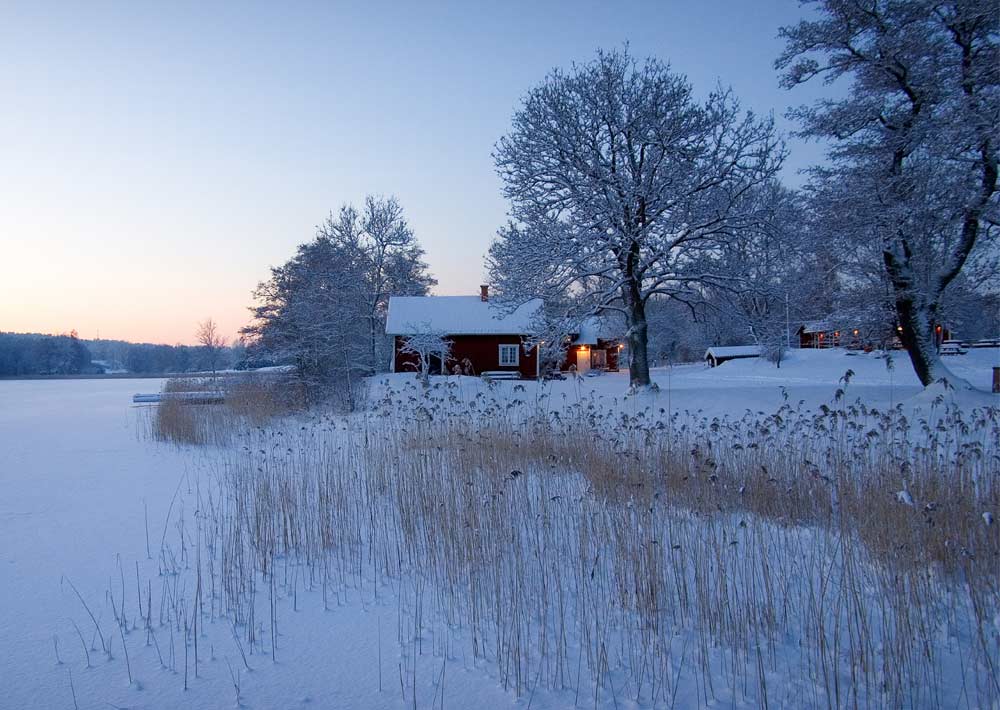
(0, 380), (599, 710)
(375, 346), (1000, 420)
(1, 350), (997, 709)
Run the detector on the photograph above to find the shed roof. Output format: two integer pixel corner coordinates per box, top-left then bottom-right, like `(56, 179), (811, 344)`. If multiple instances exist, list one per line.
(385, 296), (543, 336)
(574, 316), (617, 345)
(704, 345), (761, 359)
(799, 321), (834, 334)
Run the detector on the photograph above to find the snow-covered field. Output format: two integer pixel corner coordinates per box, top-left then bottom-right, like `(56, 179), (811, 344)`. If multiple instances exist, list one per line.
(1, 349), (998, 709)
(372, 346), (1000, 420)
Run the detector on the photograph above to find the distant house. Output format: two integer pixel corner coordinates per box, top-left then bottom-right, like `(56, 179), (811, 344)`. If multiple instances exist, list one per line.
(704, 345), (761, 368)
(798, 320), (952, 350)
(386, 286), (543, 378)
(559, 317), (622, 375)
(797, 321), (848, 349)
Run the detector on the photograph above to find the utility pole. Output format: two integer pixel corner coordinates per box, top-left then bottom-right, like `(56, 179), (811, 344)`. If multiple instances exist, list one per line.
(785, 292), (791, 349)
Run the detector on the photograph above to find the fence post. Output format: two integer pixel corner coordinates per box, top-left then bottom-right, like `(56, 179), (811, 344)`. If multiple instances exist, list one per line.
(993, 366), (1000, 394)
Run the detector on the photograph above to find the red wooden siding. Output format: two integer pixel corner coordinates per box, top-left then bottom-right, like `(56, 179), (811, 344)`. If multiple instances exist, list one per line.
(394, 335), (538, 379)
(559, 339), (621, 372)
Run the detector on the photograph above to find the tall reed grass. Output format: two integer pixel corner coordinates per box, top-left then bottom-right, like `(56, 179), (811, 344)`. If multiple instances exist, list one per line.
(116, 376), (998, 707)
(141, 373), (306, 445)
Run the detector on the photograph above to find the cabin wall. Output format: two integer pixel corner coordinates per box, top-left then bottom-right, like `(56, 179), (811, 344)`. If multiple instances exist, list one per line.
(799, 331), (841, 348)
(393, 335), (538, 379)
(559, 339), (621, 373)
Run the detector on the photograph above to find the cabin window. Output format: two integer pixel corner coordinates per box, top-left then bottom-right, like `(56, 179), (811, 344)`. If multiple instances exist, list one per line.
(498, 344), (519, 367)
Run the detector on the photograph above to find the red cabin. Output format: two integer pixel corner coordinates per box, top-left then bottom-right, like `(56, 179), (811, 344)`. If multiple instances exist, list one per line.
(386, 287), (543, 378)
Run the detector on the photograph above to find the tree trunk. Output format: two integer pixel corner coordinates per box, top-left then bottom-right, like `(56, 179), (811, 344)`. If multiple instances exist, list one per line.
(892, 290), (943, 387)
(625, 288), (653, 388)
(883, 244), (966, 389)
(369, 314), (377, 375)
(621, 235), (653, 388)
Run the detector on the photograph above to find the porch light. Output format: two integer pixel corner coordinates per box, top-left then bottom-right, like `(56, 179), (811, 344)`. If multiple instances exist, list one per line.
(853, 329), (858, 336)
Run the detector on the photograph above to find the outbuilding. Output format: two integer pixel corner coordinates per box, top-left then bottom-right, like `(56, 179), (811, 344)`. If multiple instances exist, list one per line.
(704, 345), (761, 368)
(559, 317), (622, 375)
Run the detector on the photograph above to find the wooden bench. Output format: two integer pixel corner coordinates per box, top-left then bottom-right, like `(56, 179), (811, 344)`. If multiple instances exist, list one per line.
(481, 371), (522, 381)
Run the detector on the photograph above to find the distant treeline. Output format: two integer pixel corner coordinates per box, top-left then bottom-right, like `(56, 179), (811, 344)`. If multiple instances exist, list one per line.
(0, 331), (250, 376)
(0, 331), (95, 376)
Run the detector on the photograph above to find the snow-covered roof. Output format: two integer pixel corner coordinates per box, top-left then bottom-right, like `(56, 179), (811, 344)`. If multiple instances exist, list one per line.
(573, 316), (619, 345)
(799, 321), (834, 334)
(704, 345), (761, 359)
(385, 296), (543, 336)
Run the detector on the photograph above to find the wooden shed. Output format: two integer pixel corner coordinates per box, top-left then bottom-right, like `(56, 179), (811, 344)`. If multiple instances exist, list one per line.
(704, 345), (761, 368)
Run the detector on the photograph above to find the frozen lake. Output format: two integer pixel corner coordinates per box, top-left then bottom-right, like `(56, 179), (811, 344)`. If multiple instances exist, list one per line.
(0, 380), (189, 709)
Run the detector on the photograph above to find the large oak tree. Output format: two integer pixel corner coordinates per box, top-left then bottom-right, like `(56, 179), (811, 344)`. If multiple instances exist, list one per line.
(778, 0), (998, 387)
(489, 49), (783, 388)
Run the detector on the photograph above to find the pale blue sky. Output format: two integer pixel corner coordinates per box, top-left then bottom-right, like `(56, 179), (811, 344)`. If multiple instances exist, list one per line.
(1, 1), (829, 344)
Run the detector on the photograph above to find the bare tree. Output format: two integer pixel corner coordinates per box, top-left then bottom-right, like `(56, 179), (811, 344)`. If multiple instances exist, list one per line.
(715, 183), (812, 366)
(398, 325), (453, 383)
(196, 318), (227, 381)
(777, 0), (998, 387)
(318, 196), (436, 372)
(490, 48), (784, 388)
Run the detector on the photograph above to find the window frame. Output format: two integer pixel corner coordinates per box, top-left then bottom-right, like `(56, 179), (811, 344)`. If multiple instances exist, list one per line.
(498, 343), (520, 367)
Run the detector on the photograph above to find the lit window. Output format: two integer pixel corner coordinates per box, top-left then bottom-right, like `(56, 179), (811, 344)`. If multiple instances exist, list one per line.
(498, 344), (519, 366)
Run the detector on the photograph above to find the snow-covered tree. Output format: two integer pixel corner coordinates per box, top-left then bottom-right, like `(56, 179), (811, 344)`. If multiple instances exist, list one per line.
(398, 326), (453, 382)
(713, 183), (811, 366)
(242, 197), (435, 397)
(318, 196), (436, 369)
(489, 48), (784, 388)
(777, 0), (999, 387)
(243, 235), (369, 392)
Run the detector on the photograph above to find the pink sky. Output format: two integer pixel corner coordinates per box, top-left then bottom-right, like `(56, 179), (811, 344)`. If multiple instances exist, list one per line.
(0, 1), (825, 345)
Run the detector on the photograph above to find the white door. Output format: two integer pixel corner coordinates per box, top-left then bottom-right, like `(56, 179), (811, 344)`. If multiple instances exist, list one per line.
(576, 349), (591, 375)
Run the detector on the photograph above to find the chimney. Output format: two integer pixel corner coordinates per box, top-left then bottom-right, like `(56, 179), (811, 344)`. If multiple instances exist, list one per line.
(480, 284), (489, 302)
